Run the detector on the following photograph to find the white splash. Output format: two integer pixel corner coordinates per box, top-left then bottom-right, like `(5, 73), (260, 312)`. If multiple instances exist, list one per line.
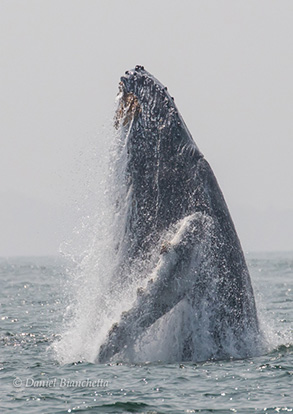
(52, 109), (280, 365)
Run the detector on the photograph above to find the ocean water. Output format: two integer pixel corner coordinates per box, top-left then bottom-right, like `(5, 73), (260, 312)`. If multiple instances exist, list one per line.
(0, 252), (292, 413)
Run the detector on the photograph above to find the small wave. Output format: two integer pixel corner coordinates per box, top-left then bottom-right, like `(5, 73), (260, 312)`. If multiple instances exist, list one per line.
(92, 401), (151, 413)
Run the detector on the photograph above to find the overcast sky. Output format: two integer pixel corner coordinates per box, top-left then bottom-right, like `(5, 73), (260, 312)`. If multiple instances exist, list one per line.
(1, 0), (292, 256)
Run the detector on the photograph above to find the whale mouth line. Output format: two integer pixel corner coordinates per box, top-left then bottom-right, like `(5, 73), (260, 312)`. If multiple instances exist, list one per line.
(114, 82), (141, 129)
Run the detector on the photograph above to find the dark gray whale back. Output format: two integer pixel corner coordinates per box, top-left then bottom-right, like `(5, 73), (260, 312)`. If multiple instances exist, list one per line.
(99, 66), (261, 362)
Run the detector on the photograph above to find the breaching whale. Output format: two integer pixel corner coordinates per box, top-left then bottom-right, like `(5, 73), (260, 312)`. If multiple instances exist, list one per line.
(98, 65), (261, 362)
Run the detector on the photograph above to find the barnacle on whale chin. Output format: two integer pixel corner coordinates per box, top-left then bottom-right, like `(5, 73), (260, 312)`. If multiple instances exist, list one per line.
(114, 82), (141, 129)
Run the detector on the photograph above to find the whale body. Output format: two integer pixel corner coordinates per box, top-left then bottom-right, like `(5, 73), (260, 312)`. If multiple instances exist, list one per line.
(98, 66), (261, 362)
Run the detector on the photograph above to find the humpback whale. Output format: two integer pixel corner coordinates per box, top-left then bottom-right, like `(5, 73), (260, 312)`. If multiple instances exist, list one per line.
(98, 65), (261, 363)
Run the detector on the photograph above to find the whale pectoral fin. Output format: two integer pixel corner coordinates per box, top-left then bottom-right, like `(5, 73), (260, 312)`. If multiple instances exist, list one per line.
(98, 212), (213, 362)
(98, 260), (183, 362)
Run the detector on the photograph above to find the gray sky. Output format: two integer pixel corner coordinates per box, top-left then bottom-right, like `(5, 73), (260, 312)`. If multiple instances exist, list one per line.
(1, 0), (292, 256)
